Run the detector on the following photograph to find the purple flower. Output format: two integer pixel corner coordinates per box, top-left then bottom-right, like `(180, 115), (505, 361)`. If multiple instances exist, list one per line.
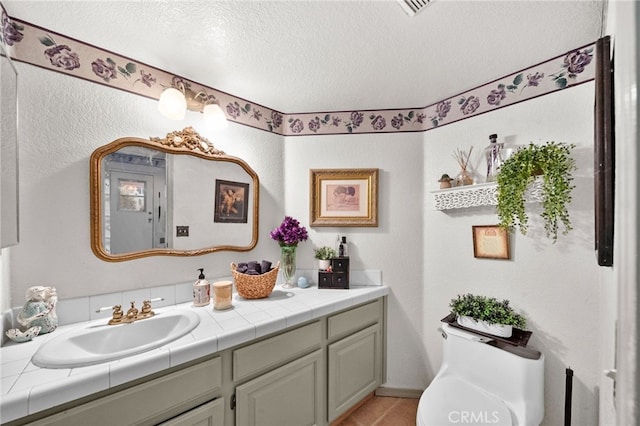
(416, 113), (426, 123)
(308, 117), (321, 132)
(139, 70), (156, 87)
(435, 100), (451, 119)
(290, 118), (304, 133)
(460, 96), (480, 115)
(331, 116), (342, 126)
(526, 72), (545, 87)
(564, 49), (593, 74)
(91, 58), (117, 82)
(270, 111), (283, 128)
(226, 102), (241, 119)
(44, 45), (80, 70)
(371, 115), (386, 130)
(391, 114), (404, 130)
(350, 111), (364, 128)
(1, 13), (23, 46)
(270, 216), (308, 246)
(252, 109), (263, 121)
(487, 87), (507, 106)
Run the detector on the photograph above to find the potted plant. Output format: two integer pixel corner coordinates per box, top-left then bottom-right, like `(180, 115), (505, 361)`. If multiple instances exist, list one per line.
(449, 293), (526, 338)
(314, 246), (337, 270)
(496, 141), (576, 243)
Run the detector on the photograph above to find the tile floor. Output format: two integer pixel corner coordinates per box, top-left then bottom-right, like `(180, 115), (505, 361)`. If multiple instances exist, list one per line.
(334, 395), (420, 426)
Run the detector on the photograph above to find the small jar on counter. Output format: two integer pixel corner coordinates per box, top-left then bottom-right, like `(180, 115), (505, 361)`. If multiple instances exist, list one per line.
(212, 281), (233, 310)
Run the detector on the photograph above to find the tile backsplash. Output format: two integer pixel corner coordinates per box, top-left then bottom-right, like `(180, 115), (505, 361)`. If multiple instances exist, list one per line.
(2, 269), (381, 346)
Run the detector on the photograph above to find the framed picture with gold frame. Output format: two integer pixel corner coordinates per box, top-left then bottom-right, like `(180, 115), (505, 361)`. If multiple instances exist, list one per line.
(472, 225), (510, 259)
(310, 168), (378, 227)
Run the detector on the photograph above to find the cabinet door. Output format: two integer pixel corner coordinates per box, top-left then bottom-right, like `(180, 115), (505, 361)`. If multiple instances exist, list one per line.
(158, 398), (224, 426)
(328, 323), (382, 422)
(24, 357), (222, 426)
(236, 350), (323, 426)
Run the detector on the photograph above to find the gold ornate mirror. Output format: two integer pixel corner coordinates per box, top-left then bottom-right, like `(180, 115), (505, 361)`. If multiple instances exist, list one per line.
(90, 127), (259, 261)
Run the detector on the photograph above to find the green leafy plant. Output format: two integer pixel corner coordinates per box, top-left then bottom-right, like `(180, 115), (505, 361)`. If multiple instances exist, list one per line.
(449, 293), (526, 329)
(496, 141), (576, 242)
(314, 246), (337, 260)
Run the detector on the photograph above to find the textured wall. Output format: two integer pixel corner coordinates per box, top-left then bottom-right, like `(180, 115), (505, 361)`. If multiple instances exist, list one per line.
(9, 64), (283, 302)
(5, 57), (603, 426)
(422, 83), (599, 425)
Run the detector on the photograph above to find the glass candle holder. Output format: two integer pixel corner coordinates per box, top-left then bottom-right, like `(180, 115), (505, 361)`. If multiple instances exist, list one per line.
(212, 281), (233, 310)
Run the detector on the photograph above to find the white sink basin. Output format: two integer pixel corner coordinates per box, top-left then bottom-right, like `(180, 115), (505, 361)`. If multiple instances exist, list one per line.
(32, 309), (200, 368)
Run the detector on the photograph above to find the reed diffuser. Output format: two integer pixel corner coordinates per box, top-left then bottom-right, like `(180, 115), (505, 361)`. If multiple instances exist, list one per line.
(453, 146), (475, 186)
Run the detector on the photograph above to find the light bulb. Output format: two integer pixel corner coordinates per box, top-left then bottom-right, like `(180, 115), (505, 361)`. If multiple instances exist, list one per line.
(202, 103), (228, 130)
(158, 87), (187, 120)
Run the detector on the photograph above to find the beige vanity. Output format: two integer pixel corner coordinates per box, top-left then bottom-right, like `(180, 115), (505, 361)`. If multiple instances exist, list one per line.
(2, 286), (387, 426)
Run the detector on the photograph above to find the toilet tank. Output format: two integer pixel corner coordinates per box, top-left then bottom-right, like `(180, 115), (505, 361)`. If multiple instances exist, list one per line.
(439, 324), (544, 425)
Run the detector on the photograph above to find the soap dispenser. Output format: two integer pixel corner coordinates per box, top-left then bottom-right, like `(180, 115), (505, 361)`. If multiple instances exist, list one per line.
(193, 268), (210, 307)
(339, 236), (349, 257)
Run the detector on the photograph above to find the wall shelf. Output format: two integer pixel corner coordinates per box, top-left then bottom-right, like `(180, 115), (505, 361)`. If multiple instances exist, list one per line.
(431, 178), (544, 211)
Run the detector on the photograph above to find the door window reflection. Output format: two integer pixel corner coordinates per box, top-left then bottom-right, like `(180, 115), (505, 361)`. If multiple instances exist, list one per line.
(118, 179), (146, 212)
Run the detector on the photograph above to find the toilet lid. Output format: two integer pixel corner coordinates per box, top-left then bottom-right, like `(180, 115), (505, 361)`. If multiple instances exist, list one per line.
(417, 376), (513, 426)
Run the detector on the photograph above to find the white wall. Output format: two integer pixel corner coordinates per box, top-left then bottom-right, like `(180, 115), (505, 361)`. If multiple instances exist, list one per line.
(2, 47), (606, 426)
(7, 64), (283, 303)
(606, 1), (640, 424)
(422, 83), (600, 425)
(283, 132), (429, 390)
(0, 250), (9, 311)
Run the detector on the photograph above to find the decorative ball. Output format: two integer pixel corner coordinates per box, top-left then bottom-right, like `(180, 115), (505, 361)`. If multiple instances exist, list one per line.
(297, 276), (309, 288)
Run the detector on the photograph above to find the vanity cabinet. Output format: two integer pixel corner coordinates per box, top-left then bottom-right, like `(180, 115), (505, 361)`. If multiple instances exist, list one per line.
(326, 299), (384, 422)
(232, 321), (323, 426)
(235, 350), (323, 426)
(24, 357), (223, 426)
(11, 297), (386, 426)
(158, 398), (225, 426)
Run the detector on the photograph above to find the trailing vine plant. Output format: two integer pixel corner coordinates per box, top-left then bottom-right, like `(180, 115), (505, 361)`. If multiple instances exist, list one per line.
(496, 141), (576, 243)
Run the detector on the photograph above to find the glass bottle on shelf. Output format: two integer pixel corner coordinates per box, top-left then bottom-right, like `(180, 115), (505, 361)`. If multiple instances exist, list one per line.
(484, 133), (504, 182)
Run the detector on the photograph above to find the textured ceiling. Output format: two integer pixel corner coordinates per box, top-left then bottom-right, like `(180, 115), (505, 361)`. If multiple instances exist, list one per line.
(4, 0), (605, 113)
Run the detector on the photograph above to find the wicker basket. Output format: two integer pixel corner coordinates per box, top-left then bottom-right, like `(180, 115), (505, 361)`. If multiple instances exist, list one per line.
(231, 261), (280, 299)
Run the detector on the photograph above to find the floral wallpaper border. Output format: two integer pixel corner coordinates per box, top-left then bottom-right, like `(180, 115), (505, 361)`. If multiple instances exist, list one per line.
(1, 7), (595, 137)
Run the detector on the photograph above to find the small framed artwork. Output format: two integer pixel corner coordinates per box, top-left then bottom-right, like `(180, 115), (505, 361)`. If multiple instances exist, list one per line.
(214, 179), (249, 223)
(472, 225), (510, 260)
(310, 168), (378, 227)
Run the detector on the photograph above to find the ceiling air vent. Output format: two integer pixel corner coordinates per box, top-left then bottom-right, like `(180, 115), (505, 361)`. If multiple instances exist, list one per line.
(397, 0), (433, 17)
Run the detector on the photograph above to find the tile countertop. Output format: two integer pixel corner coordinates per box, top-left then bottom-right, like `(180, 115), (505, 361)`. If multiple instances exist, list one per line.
(0, 284), (389, 424)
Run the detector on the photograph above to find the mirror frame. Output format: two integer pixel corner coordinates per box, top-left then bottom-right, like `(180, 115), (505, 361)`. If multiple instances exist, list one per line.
(90, 127), (259, 262)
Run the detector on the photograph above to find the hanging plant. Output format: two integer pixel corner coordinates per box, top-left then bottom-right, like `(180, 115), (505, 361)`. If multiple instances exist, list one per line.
(496, 141), (576, 242)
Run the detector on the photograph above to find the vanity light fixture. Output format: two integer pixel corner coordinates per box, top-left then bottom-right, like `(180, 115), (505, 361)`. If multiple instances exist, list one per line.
(158, 83), (228, 130)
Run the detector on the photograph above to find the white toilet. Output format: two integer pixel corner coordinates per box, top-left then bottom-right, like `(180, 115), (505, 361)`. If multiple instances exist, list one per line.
(417, 324), (544, 426)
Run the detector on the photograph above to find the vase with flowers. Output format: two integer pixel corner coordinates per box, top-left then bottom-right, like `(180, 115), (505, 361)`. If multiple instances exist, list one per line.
(269, 216), (309, 288)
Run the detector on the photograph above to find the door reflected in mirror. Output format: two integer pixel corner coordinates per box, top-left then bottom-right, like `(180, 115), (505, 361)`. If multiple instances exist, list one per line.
(90, 128), (259, 261)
